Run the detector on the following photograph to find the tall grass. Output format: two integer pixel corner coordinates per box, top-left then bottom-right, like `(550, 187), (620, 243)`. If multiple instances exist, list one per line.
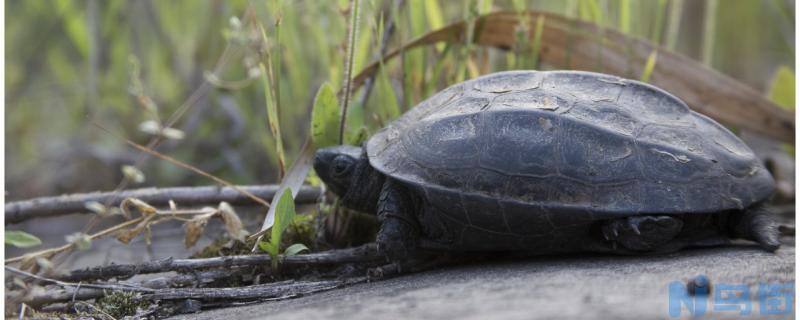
(4, 1), (795, 199)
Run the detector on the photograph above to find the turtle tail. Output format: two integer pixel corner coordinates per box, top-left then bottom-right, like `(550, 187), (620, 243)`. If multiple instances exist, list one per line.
(730, 204), (780, 252)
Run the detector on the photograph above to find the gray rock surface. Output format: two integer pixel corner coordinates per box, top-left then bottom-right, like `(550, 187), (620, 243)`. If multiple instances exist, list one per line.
(173, 239), (794, 320)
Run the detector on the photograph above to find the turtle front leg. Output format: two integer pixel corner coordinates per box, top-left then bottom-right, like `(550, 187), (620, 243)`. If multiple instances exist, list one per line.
(376, 180), (420, 261)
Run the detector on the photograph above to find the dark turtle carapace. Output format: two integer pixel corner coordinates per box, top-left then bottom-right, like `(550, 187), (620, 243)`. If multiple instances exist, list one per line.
(313, 70), (779, 262)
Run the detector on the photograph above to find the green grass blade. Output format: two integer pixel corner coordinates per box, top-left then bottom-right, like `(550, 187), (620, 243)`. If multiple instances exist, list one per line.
(260, 61), (287, 179)
(640, 50), (658, 82)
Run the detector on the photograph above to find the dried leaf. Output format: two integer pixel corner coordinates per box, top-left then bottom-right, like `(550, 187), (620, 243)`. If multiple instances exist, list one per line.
(218, 202), (249, 242)
(115, 228), (142, 244)
(20, 254), (38, 272)
(184, 215), (210, 248)
(120, 198), (157, 217)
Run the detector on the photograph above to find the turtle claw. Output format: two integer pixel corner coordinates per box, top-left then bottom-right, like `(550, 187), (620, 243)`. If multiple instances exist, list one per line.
(601, 215), (683, 251)
(630, 223), (641, 235)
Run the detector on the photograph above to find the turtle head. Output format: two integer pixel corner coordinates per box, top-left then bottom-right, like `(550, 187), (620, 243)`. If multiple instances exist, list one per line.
(314, 145), (384, 212)
(314, 145), (363, 196)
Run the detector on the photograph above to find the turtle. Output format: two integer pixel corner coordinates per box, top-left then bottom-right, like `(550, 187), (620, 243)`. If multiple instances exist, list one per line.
(313, 70), (780, 263)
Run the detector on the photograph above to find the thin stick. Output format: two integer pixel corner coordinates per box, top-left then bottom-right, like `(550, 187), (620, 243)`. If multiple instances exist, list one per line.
(18, 268), (244, 307)
(59, 244), (381, 282)
(5, 266), (155, 293)
(146, 279), (354, 300)
(6, 184), (321, 224)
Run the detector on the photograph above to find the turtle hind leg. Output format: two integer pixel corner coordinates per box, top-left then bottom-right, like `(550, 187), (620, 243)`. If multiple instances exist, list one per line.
(730, 204), (780, 252)
(601, 215), (683, 251)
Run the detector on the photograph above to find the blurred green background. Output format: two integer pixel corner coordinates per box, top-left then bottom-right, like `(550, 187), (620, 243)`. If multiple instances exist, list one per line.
(5, 0), (795, 200)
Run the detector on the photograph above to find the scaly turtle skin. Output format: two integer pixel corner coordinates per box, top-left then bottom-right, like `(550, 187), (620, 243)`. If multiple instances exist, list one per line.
(314, 70), (779, 261)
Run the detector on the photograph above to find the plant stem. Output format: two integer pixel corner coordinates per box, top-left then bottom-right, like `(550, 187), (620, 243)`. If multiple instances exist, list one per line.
(338, 0), (361, 145)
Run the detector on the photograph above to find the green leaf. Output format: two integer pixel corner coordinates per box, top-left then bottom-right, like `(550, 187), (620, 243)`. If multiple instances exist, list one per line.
(271, 188), (296, 253)
(6, 230), (42, 248)
(284, 243), (309, 256)
(768, 65), (795, 110)
(311, 83), (341, 148)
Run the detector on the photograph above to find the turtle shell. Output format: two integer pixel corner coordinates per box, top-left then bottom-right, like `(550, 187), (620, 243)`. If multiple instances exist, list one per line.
(366, 71), (774, 216)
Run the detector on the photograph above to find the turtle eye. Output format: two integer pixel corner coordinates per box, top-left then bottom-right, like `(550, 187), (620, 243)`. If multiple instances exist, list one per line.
(332, 155), (353, 176)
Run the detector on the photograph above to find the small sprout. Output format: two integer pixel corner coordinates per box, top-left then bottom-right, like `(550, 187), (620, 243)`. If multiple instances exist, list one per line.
(218, 202), (249, 242)
(258, 188), (297, 270)
(284, 243), (309, 256)
(5, 230), (42, 248)
(121, 165), (146, 184)
(66, 232), (92, 251)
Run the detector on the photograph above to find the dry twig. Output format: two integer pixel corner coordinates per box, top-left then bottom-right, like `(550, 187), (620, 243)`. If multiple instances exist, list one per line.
(6, 184), (321, 224)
